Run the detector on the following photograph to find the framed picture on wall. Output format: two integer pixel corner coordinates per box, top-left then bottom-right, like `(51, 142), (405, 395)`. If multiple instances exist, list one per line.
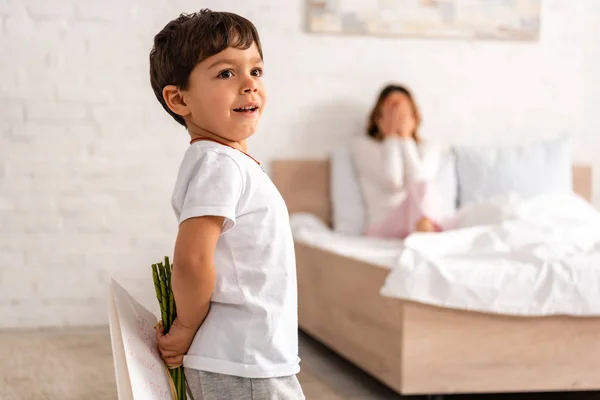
(307, 0), (541, 41)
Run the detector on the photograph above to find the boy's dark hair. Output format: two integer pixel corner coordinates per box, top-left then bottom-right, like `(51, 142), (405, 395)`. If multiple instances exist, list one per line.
(149, 9), (263, 127)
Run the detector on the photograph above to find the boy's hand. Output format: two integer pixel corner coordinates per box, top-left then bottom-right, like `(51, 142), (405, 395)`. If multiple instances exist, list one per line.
(156, 318), (198, 367)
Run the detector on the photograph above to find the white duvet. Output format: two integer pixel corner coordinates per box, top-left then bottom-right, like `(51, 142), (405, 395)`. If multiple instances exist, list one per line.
(380, 192), (600, 316)
(290, 213), (403, 268)
(291, 192), (600, 317)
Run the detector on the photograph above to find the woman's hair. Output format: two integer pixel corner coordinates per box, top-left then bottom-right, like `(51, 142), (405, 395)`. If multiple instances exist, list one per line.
(366, 84), (422, 142)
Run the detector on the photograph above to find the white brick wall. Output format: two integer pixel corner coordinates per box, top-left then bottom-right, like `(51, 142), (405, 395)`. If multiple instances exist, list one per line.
(1, 0), (600, 328)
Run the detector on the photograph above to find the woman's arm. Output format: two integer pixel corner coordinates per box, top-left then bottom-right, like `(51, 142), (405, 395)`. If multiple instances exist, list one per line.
(352, 136), (405, 190)
(381, 136), (405, 188)
(400, 139), (440, 182)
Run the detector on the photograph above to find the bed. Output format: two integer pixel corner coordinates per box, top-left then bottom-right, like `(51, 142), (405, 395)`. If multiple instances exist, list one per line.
(272, 159), (600, 396)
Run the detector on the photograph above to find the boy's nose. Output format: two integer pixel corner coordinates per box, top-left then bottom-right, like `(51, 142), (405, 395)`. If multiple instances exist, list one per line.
(241, 77), (259, 94)
(242, 85), (258, 94)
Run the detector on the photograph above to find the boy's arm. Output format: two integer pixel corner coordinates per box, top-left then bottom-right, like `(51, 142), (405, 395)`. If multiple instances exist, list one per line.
(172, 215), (222, 330)
(156, 215), (222, 367)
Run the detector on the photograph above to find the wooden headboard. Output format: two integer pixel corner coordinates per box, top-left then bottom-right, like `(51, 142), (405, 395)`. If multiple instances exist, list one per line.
(271, 160), (592, 226)
(272, 160), (333, 224)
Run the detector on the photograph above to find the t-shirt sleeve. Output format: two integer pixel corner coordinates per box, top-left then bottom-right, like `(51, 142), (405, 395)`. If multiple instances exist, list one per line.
(179, 151), (244, 233)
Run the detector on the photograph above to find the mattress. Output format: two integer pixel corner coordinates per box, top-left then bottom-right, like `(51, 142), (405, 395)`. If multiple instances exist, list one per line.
(290, 193), (600, 317)
(290, 212), (403, 268)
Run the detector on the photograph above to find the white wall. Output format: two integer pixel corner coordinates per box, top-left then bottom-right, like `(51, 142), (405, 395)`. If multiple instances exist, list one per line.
(1, 0), (599, 327)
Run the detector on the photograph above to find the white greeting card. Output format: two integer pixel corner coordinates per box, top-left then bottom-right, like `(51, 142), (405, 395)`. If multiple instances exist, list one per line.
(108, 279), (174, 400)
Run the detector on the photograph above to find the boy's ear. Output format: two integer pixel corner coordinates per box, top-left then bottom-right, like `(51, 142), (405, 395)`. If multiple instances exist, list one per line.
(162, 85), (190, 118)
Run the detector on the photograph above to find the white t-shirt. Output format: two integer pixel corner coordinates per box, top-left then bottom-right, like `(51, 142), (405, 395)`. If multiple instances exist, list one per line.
(171, 141), (300, 378)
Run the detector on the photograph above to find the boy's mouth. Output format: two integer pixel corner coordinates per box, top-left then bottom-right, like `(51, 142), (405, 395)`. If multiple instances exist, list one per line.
(233, 106), (258, 113)
(233, 102), (260, 115)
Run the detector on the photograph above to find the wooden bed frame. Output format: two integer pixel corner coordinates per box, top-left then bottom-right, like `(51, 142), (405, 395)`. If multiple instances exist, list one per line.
(272, 160), (599, 396)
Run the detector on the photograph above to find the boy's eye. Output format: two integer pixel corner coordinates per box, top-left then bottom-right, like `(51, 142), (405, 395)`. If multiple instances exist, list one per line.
(251, 68), (263, 77)
(218, 70), (233, 79)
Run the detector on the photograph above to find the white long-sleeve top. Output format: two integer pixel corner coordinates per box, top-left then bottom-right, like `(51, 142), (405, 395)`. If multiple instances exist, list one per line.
(350, 135), (441, 228)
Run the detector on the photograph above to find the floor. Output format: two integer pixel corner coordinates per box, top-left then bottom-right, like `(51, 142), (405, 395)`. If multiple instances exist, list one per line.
(0, 327), (599, 400)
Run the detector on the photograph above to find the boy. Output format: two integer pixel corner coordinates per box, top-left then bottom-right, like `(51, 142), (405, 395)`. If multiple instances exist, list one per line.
(149, 9), (304, 400)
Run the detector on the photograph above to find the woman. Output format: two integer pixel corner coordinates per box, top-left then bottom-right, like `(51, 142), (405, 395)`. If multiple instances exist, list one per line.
(351, 84), (444, 239)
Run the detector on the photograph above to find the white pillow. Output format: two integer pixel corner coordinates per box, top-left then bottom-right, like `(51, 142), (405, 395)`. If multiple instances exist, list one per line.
(330, 148), (366, 235)
(435, 150), (458, 218)
(330, 147), (458, 235)
(454, 136), (573, 207)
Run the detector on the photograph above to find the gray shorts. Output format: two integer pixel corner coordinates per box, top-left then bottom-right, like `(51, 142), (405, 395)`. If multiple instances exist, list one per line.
(184, 368), (305, 400)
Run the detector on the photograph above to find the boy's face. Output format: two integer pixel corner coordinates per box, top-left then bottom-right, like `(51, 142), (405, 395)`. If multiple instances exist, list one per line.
(182, 43), (266, 142)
